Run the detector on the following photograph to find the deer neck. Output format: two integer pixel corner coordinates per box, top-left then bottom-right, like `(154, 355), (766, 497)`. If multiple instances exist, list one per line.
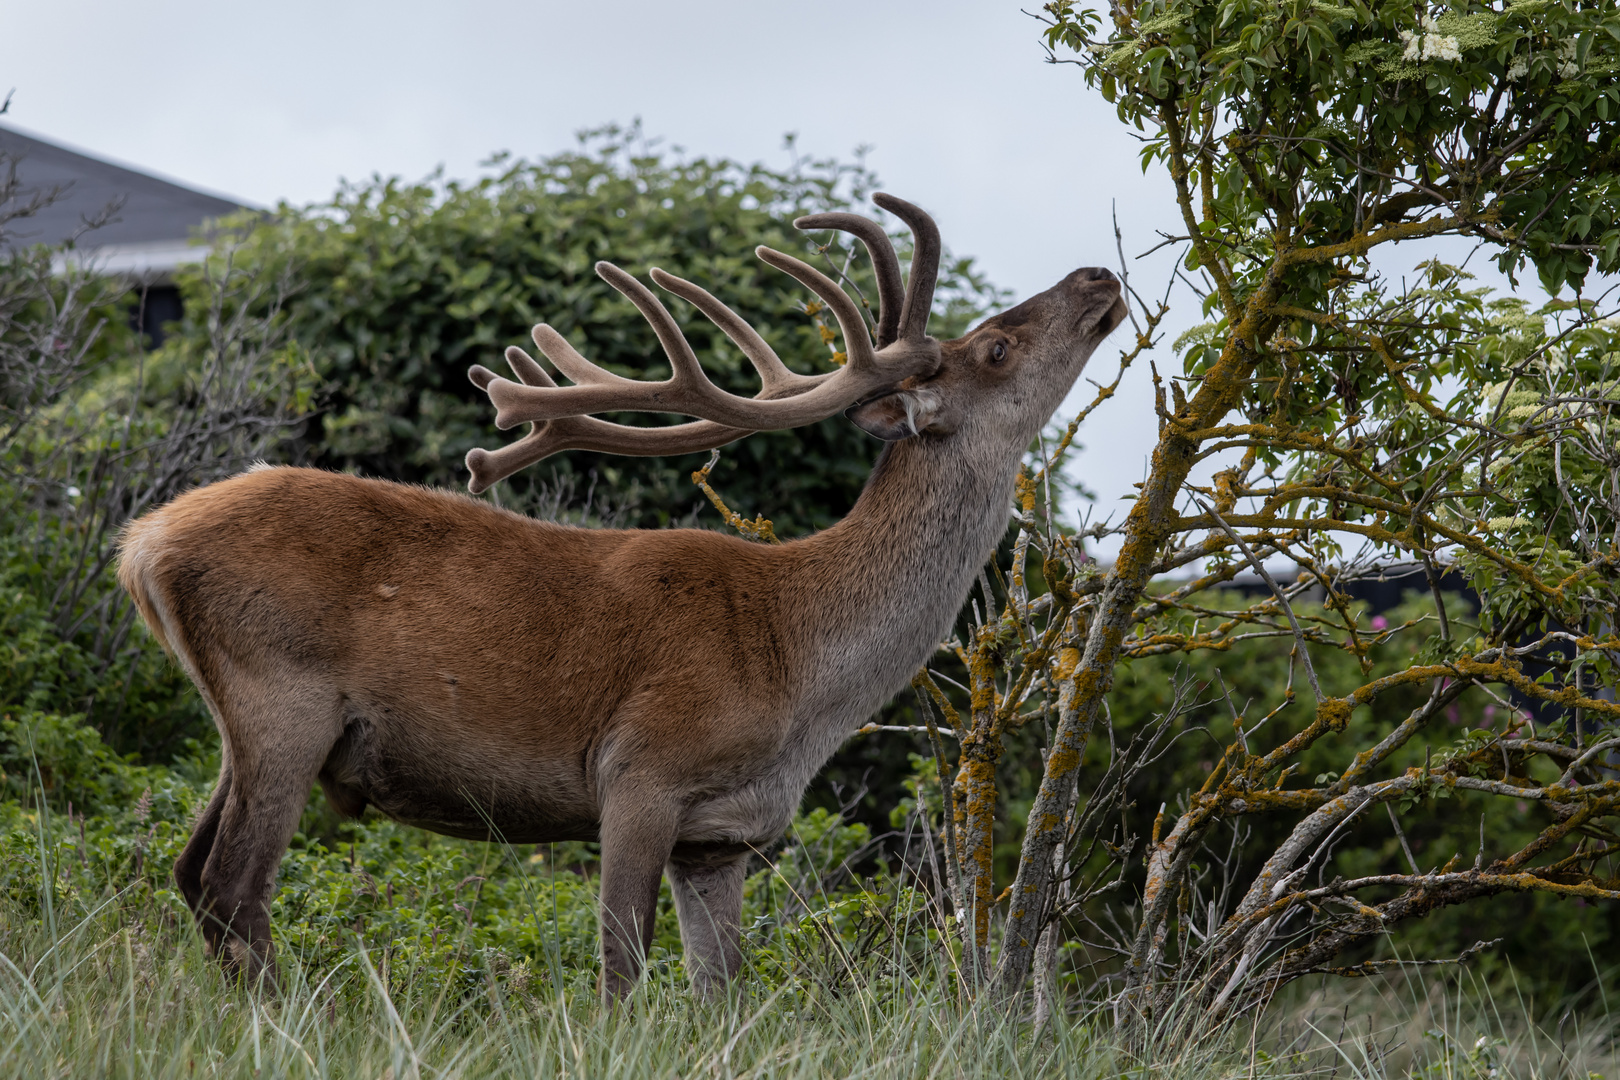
(785, 429), (1019, 723)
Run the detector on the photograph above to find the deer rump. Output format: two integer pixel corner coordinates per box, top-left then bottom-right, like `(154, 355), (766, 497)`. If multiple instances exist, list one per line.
(120, 466), (805, 847)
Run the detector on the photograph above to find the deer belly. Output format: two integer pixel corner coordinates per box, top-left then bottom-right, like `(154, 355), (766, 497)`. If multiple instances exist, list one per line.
(379, 781), (600, 845)
(321, 708), (600, 844)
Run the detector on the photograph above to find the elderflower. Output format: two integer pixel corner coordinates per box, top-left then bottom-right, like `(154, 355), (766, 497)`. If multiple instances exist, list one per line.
(1426, 34), (1462, 61)
(1507, 56), (1528, 81)
(1486, 515), (1531, 531)
(1557, 39), (1581, 78)
(1401, 15), (1461, 63)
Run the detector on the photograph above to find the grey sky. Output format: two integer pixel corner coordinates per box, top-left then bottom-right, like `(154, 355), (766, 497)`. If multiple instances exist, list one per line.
(0, 1), (1569, 549)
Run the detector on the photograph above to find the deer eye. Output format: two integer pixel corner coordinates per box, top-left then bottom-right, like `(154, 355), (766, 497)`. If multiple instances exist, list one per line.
(990, 341), (1007, 364)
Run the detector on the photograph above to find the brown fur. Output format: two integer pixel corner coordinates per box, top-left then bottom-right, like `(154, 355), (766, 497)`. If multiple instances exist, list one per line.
(117, 264), (1127, 997)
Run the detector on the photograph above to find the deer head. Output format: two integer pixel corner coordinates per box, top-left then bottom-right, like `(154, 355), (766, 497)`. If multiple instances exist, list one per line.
(843, 266), (1126, 448)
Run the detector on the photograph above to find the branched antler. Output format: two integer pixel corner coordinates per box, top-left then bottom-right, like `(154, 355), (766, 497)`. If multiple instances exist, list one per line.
(465, 193), (944, 493)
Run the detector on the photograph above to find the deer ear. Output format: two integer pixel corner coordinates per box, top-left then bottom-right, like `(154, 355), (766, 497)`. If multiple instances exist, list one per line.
(847, 389), (954, 441)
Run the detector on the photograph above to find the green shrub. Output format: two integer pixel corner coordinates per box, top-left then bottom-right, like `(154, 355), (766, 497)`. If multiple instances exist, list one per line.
(0, 516), (210, 759)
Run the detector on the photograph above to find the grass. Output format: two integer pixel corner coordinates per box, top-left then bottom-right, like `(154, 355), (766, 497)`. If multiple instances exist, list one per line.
(0, 722), (1613, 1078)
(0, 898), (1127, 1079)
(0, 874), (1615, 1079)
(1263, 969), (1618, 1080)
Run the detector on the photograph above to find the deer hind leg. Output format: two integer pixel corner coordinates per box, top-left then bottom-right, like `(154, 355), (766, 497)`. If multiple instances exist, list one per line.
(174, 752), (232, 916)
(667, 844), (748, 998)
(194, 675), (340, 987)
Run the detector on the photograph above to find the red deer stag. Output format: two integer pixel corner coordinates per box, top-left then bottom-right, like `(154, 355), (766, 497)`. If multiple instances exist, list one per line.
(118, 194), (1126, 998)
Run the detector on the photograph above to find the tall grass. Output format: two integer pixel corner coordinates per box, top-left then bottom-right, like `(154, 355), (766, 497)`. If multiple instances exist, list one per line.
(0, 888), (1128, 1079)
(1262, 966), (1619, 1080)
(1, 846), (1614, 1079)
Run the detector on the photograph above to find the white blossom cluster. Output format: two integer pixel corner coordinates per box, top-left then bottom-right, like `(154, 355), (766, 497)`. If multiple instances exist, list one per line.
(1508, 39), (1582, 81)
(1400, 15), (1462, 62)
(1560, 36), (1581, 78)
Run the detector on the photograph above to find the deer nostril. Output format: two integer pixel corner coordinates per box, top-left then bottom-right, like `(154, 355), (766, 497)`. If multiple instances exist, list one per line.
(1076, 267), (1116, 282)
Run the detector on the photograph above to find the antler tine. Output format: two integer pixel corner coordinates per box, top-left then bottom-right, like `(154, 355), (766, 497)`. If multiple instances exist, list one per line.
(497, 343), (552, 387)
(647, 268), (828, 398)
(752, 246), (880, 372)
(467, 344), (559, 400)
(528, 324), (642, 390)
(871, 193), (941, 343)
(791, 212), (903, 348)
(597, 261), (718, 389)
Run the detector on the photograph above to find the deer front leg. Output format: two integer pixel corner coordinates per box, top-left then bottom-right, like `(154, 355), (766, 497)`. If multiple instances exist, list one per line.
(667, 842), (748, 998)
(596, 796), (680, 1001)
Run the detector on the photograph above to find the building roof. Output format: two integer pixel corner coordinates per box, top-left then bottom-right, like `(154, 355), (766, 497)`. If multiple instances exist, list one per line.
(0, 123), (249, 275)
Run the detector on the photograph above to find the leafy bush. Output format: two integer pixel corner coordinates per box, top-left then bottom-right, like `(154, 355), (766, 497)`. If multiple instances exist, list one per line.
(1, 167), (313, 761)
(0, 524), (209, 760)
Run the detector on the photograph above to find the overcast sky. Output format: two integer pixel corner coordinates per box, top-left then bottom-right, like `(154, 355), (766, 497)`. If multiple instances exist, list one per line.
(0, 0), (1566, 549)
